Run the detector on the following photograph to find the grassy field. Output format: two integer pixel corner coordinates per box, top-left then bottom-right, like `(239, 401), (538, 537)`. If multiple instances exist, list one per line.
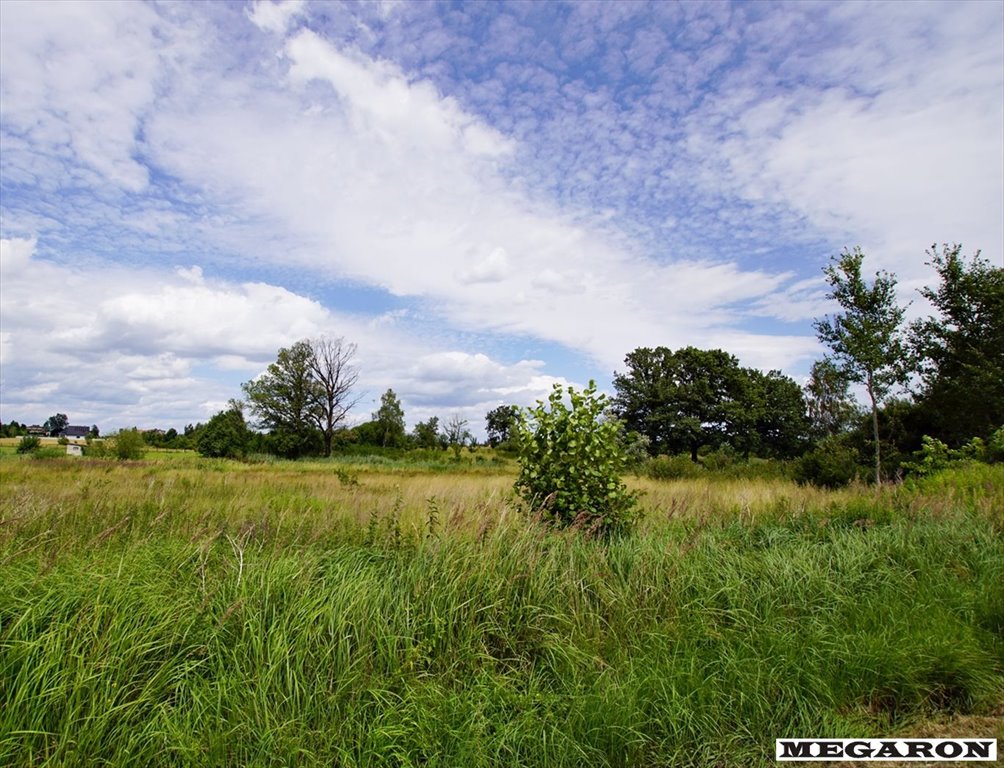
(1, 451), (1002, 766)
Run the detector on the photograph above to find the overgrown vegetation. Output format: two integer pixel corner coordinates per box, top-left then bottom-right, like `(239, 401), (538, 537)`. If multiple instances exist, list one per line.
(0, 456), (1001, 767)
(514, 381), (639, 536)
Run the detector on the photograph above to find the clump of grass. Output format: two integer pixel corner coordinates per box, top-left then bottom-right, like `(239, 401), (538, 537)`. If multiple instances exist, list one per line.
(1, 461), (1001, 766)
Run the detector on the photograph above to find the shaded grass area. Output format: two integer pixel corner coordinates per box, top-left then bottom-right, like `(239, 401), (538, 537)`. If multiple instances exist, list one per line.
(1, 461), (1002, 767)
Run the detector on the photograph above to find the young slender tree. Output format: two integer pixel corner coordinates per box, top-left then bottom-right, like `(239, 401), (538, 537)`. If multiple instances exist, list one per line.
(372, 388), (406, 448)
(804, 358), (861, 438)
(813, 248), (909, 484)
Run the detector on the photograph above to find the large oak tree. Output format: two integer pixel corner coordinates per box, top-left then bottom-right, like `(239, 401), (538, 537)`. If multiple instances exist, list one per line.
(613, 346), (807, 462)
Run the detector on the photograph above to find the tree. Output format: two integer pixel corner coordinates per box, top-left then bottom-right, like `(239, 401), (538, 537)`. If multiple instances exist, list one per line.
(412, 416), (442, 449)
(613, 346), (748, 462)
(242, 337), (359, 458)
(113, 428), (145, 460)
(735, 369), (811, 459)
(513, 381), (639, 537)
(44, 413), (68, 436)
(485, 404), (519, 448)
(89, 424), (100, 439)
(911, 244), (1004, 445)
(442, 414), (472, 458)
(197, 405), (251, 459)
(243, 340), (317, 457)
(805, 358), (861, 439)
(309, 337), (360, 457)
(813, 247), (909, 484)
(373, 388), (406, 448)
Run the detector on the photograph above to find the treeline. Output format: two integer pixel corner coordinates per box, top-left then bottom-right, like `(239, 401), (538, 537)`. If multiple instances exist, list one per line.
(10, 244), (1000, 487)
(617, 244), (1002, 485)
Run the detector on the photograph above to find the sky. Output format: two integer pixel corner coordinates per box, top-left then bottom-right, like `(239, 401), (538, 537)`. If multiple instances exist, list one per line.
(1, 0), (1002, 436)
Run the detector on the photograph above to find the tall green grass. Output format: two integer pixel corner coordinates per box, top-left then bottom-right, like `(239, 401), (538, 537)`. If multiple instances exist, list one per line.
(1, 460), (1001, 766)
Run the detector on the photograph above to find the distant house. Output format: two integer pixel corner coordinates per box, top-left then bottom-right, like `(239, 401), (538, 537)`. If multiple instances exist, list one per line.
(61, 426), (91, 439)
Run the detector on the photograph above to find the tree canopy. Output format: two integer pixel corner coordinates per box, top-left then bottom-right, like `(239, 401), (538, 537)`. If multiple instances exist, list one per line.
(485, 404), (519, 448)
(911, 244), (1004, 444)
(813, 247), (909, 483)
(373, 389), (406, 448)
(242, 337), (359, 458)
(613, 346), (807, 462)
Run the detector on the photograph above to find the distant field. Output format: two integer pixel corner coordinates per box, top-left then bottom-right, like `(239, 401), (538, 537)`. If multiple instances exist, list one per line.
(1, 453), (1001, 767)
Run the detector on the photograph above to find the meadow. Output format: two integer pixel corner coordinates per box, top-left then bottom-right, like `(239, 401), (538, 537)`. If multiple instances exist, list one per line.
(1, 448), (1002, 767)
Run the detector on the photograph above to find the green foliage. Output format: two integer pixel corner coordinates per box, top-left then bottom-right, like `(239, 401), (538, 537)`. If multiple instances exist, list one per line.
(613, 346), (808, 462)
(734, 368), (811, 458)
(372, 388), (407, 448)
(197, 407), (251, 459)
(988, 426), (1004, 463)
(113, 428), (146, 460)
(43, 412), (68, 436)
(814, 248), (910, 484)
(794, 436), (862, 488)
(644, 453), (705, 480)
(243, 341), (318, 457)
(485, 404), (519, 448)
(82, 440), (110, 458)
(901, 435), (956, 477)
(805, 358), (861, 438)
(514, 381), (639, 536)
(242, 337), (359, 458)
(16, 435), (41, 454)
(911, 244), (1004, 445)
(2, 420), (28, 438)
(411, 416), (443, 449)
(902, 429), (1003, 477)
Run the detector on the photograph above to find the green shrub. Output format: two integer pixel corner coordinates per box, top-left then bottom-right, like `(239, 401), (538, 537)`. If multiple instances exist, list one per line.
(794, 436), (862, 488)
(902, 435), (956, 477)
(83, 440), (110, 458)
(113, 428), (146, 460)
(902, 430), (1003, 477)
(15, 435), (41, 454)
(197, 408), (250, 459)
(514, 381), (639, 537)
(986, 426), (1004, 463)
(645, 454), (704, 480)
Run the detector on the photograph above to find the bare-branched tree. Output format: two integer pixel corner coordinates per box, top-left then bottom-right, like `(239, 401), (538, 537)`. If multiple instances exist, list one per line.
(308, 336), (360, 457)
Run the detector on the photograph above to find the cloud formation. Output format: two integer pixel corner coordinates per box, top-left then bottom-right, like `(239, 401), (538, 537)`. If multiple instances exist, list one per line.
(1, 0), (1000, 431)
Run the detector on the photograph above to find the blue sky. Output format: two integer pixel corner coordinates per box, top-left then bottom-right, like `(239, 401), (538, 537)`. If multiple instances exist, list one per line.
(1, 0), (1002, 435)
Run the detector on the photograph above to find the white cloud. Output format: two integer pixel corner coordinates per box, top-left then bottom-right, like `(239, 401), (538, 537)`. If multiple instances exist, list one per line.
(248, 0), (306, 34)
(0, 236), (568, 431)
(458, 247), (510, 285)
(0, 0), (160, 192)
(4, 1), (997, 431)
(703, 2), (1003, 284)
(135, 26), (810, 375)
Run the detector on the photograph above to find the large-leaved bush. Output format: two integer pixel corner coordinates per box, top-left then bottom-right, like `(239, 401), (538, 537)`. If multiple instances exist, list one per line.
(514, 381), (639, 537)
